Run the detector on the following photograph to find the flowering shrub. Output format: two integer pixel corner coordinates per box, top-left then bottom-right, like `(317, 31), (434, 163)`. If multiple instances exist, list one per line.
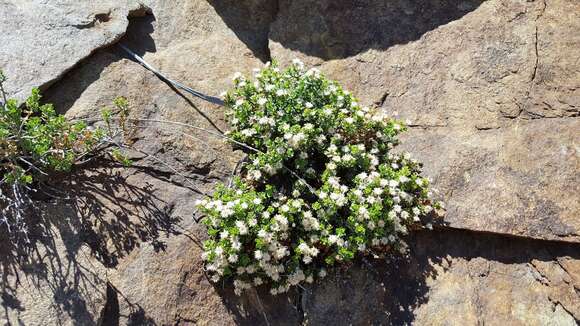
(197, 61), (441, 296)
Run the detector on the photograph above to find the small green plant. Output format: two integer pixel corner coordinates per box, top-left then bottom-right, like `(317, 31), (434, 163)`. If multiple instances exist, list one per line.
(197, 60), (442, 295)
(0, 87), (101, 185)
(0, 71), (131, 239)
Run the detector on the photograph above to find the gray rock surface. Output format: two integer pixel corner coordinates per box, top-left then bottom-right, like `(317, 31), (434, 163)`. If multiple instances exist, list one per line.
(0, 0), (145, 102)
(0, 0), (578, 325)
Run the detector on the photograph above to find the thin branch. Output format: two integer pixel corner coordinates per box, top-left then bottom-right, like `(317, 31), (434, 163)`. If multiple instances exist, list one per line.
(118, 44), (225, 106)
(73, 117), (319, 196)
(252, 288), (271, 326)
(228, 155), (248, 188)
(17, 157), (48, 176)
(125, 118), (318, 195)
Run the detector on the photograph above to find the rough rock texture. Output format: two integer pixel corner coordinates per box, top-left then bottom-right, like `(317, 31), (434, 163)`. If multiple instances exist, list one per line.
(302, 230), (580, 325)
(0, 0), (146, 102)
(269, 0), (580, 243)
(0, 0), (579, 325)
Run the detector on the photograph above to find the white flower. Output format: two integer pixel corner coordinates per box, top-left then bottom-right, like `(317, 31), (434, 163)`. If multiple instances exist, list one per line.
(288, 132), (305, 148)
(276, 89), (286, 96)
(249, 170), (262, 180)
(201, 251), (210, 260)
(305, 102), (313, 108)
(228, 254), (238, 263)
(232, 239), (242, 250)
(235, 99), (245, 106)
(254, 250), (263, 260)
(257, 97), (268, 106)
(220, 231), (229, 239)
(232, 72), (243, 80)
(236, 221), (248, 235)
(240, 129), (256, 137)
(292, 58), (304, 68)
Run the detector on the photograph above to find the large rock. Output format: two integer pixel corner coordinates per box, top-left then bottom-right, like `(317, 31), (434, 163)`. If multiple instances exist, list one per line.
(302, 230), (580, 325)
(0, 0), (146, 102)
(269, 0), (580, 242)
(1, 0), (579, 325)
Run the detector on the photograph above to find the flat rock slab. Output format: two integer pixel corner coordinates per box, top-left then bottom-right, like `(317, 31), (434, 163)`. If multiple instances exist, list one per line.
(0, 0), (144, 102)
(270, 0), (580, 242)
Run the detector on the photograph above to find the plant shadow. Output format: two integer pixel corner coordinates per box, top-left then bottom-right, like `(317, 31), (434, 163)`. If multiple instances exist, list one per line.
(215, 228), (580, 325)
(0, 159), (177, 325)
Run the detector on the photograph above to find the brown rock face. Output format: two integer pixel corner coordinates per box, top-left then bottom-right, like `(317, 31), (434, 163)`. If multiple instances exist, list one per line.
(0, 0), (578, 325)
(270, 0), (580, 243)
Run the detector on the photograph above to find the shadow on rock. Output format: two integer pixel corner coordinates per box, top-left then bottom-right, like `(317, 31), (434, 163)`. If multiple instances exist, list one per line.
(43, 10), (157, 114)
(0, 159), (176, 325)
(207, 0), (278, 62)
(210, 0), (485, 61)
(215, 228), (580, 325)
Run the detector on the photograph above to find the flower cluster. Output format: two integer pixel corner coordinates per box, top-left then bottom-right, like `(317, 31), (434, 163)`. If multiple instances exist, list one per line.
(197, 60), (440, 295)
